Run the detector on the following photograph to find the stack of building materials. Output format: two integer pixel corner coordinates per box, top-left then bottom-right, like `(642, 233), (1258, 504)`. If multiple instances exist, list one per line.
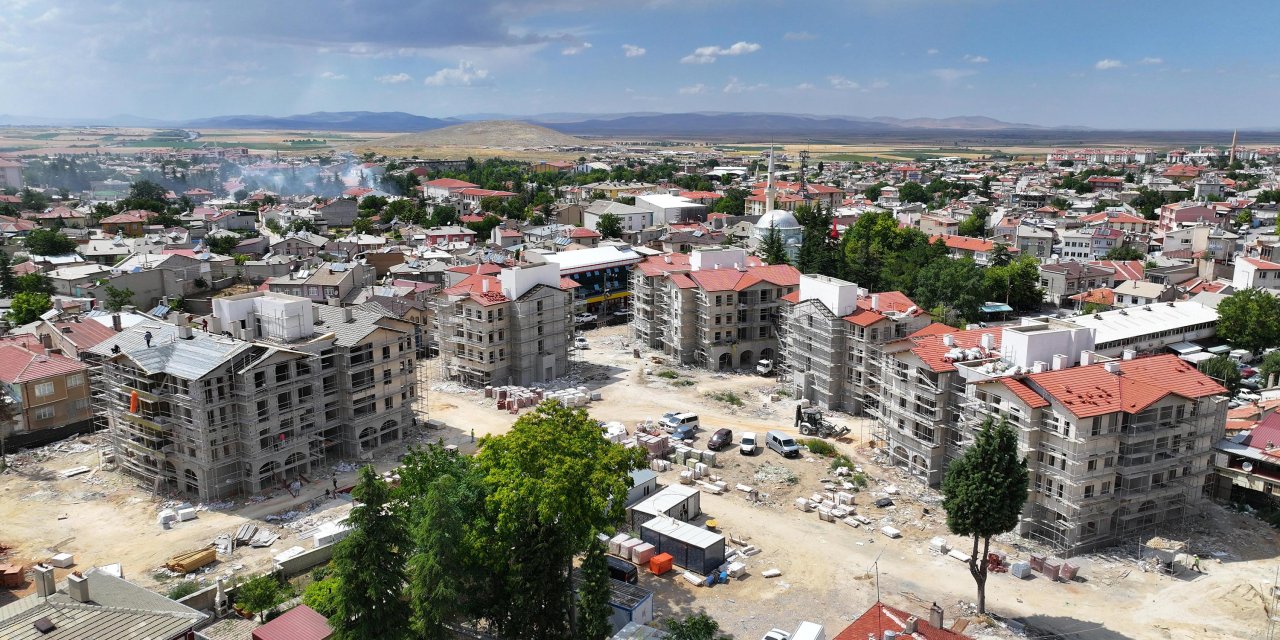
(632, 543), (656, 565)
(1060, 561), (1079, 580)
(48, 554), (74, 568)
(620, 538), (643, 561)
(649, 458), (672, 472)
(609, 534), (630, 556)
(313, 521), (352, 548)
(545, 386), (591, 407)
(0, 563), (23, 588)
(603, 422), (629, 443)
(880, 526), (902, 539)
(834, 491), (854, 507)
(929, 537), (949, 554)
(165, 548), (216, 573)
(1042, 558), (1062, 580)
(234, 523), (259, 547)
(638, 433), (671, 458)
(1011, 562), (1032, 578)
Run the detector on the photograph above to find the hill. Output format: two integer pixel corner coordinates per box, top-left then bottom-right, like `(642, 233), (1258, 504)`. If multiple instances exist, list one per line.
(373, 120), (585, 148)
(182, 111), (454, 131)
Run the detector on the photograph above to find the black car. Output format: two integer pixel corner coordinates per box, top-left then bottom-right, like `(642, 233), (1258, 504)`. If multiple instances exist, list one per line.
(707, 428), (733, 451)
(607, 556), (638, 584)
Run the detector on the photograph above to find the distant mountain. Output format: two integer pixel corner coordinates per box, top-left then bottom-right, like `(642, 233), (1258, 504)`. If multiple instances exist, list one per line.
(870, 115), (1046, 130)
(544, 113), (903, 137)
(181, 111), (455, 132)
(369, 120), (586, 148)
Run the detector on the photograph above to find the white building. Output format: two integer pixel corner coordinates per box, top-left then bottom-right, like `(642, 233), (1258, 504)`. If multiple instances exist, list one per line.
(583, 200), (652, 234)
(1232, 257), (1280, 291)
(634, 193), (707, 225)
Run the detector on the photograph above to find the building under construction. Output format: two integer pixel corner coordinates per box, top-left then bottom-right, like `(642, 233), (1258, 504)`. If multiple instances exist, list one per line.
(90, 292), (420, 500)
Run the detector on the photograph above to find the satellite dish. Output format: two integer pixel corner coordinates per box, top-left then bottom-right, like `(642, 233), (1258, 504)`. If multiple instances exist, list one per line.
(1243, 462), (1254, 473)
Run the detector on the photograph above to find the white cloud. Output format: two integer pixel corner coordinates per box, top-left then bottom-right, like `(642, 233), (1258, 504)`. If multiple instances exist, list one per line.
(869, 79), (889, 90)
(930, 68), (976, 84)
(622, 44), (646, 58)
(375, 72), (411, 84)
(926, 48), (939, 55)
(561, 42), (592, 55)
(681, 41), (760, 64)
(1138, 56), (1164, 65)
(723, 77), (766, 93)
(678, 83), (706, 95)
(1095, 58), (1124, 70)
(424, 60), (489, 86)
(827, 75), (861, 90)
(784, 31), (816, 41)
(795, 82), (816, 90)
(220, 75), (254, 86)
(963, 54), (989, 63)
(319, 71), (346, 80)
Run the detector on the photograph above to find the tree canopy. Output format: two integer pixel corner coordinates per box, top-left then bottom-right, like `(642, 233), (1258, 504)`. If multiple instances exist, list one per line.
(8, 292), (51, 326)
(24, 229), (77, 256)
(1217, 289), (1280, 353)
(328, 466), (411, 639)
(596, 212), (624, 239)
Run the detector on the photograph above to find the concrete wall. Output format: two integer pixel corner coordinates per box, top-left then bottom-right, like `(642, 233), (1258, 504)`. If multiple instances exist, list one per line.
(500, 262), (561, 300)
(689, 248), (746, 272)
(798, 274), (859, 316)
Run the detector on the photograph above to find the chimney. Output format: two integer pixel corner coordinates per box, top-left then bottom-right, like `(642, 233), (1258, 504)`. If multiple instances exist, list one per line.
(1033, 361), (1047, 374)
(1104, 361), (1121, 374)
(111, 314), (122, 333)
(177, 325), (193, 340)
(1122, 349), (1136, 361)
(904, 617), (919, 634)
(980, 333), (995, 350)
(34, 564), (55, 598)
(942, 334), (955, 347)
(870, 294), (880, 310)
(929, 603), (944, 630)
(67, 572), (89, 603)
(40, 333), (53, 350)
(342, 307), (354, 323)
(482, 279), (490, 293)
(1052, 354), (1068, 371)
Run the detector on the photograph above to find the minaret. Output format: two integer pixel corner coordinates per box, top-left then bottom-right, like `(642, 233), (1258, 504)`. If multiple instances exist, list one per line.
(764, 146), (777, 212)
(1229, 130), (1238, 165)
(798, 149), (812, 203)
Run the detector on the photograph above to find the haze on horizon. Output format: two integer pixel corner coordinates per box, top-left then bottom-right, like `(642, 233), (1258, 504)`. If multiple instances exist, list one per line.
(1, 0), (1277, 130)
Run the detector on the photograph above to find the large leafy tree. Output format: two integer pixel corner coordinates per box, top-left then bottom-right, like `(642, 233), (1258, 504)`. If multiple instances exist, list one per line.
(1199, 355), (1242, 392)
(474, 400), (645, 639)
(711, 188), (748, 216)
(576, 536), (613, 640)
(664, 613), (730, 640)
(8, 292), (51, 325)
(104, 286), (134, 312)
(941, 417), (1028, 614)
(236, 574), (288, 622)
(1217, 289), (1280, 353)
(0, 251), (13, 297)
(957, 204), (990, 237)
(913, 257), (985, 324)
(596, 212), (624, 239)
(328, 466), (411, 640)
(760, 224), (789, 265)
(898, 180), (929, 205)
(983, 255), (1043, 313)
(1261, 351), (1280, 387)
(15, 272), (54, 296)
(24, 228), (77, 256)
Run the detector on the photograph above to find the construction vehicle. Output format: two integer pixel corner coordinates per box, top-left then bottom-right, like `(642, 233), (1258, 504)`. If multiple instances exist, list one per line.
(794, 406), (850, 438)
(756, 359), (775, 376)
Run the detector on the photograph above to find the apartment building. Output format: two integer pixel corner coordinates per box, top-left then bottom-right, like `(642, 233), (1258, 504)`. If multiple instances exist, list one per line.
(780, 274), (930, 415)
(631, 248), (800, 371)
(0, 335), (94, 449)
(432, 260), (576, 387)
(265, 262), (376, 305)
(92, 293), (417, 500)
(877, 317), (1227, 553)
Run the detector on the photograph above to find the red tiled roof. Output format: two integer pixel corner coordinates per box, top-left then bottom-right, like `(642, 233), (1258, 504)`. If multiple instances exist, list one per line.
(448, 263), (501, 276)
(780, 290), (800, 303)
(342, 187), (374, 197)
(1091, 260), (1144, 282)
(1027, 354), (1226, 418)
(1069, 288), (1115, 305)
(688, 264), (801, 292)
(443, 274), (509, 306)
(568, 227), (601, 238)
(843, 291), (923, 327)
(907, 327), (1001, 373)
(1241, 257), (1280, 270)
(1081, 211), (1148, 225)
(251, 604), (333, 640)
(909, 322), (953, 339)
(679, 191), (723, 200)
(47, 320), (117, 350)
(458, 188), (517, 198)
(930, 234), (1015, 254)
(100, 210), (152, 224)
(999, 378), (1050, 408)
(833, 602), (971, 640)
(0, 343), (87, 384)
(423, 178), (478, 188)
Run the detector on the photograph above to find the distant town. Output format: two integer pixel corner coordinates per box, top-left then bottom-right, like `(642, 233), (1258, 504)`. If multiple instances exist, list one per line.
(1, 126), (1278, 640)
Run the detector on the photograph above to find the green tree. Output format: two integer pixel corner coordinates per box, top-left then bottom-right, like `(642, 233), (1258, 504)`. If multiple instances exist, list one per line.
(20, 188), (49, 211)
(264, 218), (283, 234)
(24, 228), (77, 256)
(1236, 210), (1253, 228)
(1049, 196), (1071, 211)
(1217, 289), (1280, 353)
(596, 212), (624, 239)
(233, 188), (249, 201)
(898, 181), (929, 204)
(358, 195), (388, 214)
(941, 417), (1028, 614)
(957, 204), (990, 238)
(406, 465), (480, 639)
(430, 204), (459, 227)
(465, 214), (503, 239)
(760, 224), (789, 265)
(8, 292), (51, 325)
(302, 577), (341, 618)
(351, 217), (374, 235)
(1199, 355), (1241, 393)
(1104, 245), (1145, 260)
(664, 613), (730, 640)
(576, 537), (613, 640)
(795, 204), (842, 277)
(862, 181), (889, 202)
(0, 251), (13, 297)
(104, 286), (134, 312)
(383, 199), (421, 225)
(14, 273), (54, 295)
(236, 574), (288, 622)
(711, 188), (748, 216)
(474, 400), (646, 639)
(913, 258), (985, 324)
(984, 255), (1043, 313)
(1260, 351), (1280, 387)
(329, 466), (411, 640)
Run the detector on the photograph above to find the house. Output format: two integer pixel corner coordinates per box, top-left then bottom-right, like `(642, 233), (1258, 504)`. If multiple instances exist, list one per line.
(1157, 202), (1228, 232)
(269, 231), (327, 259)
(1012, 224), (1054, 259)
(0, 566), (205, 639)
(312, 197), (360, 227)
(833, 602), (970, 640)
(36, 207), (88, 229)
(634, 193), (707, 225)
(584, 200), (652, 234)
(252, 604), (333, 640)
(930, 234), (1015, 266)
(1085, 175), (1125, 191)
(1162, 164), (1205, 183)
(0, 158), (22, 189)
(457, 187), (518, 209)
(531, 160), (575, 173)
(421, 177), (478, 200)
(581, 181), (658, 199)
(1111, 280), (1177, 307)
(265, 262), (375, 304)
(1232, 257), (1280, 290)
(0, 334), (94, 449)
(182, 187), (215, 204)
(423, 225), (477, 247)
(99, 210), (153, 236)
(1038, 261), (1116, 305)
(1080, 209), (1152, 233)
(891, 164), (925, 183)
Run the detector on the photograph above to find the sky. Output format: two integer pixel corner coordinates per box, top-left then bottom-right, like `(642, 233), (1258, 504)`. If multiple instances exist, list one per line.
(1, 0), (1278, 129)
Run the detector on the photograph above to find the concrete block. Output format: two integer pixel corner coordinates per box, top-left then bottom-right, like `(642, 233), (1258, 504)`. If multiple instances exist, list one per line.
(176, 508), (198, 522)
(880, 526), (902, 539)
(48, 553), (74, 568)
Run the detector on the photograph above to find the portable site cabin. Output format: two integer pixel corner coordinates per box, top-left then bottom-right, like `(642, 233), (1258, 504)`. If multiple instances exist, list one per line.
(638, 516), (725, 575)
(627, 485), (701, 527)
(572, 569), (655, 633)
(626, 469), (659, 506)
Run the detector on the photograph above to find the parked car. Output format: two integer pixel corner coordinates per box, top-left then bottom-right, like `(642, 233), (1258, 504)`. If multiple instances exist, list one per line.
(574, 336), (590, 349)
(762, 630), (790, 640)
(606, 556), (638, 584)
(574, 313), (597, 324)
(766, 430), (800, 458)
(660, 412), (699, 433)
(756, 359), (774, 376)
(707, 428), (733, 451)
(672, 423), (698, 441)
(739, 431), (759, 456)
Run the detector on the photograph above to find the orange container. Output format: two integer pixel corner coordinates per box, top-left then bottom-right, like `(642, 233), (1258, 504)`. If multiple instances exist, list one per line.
(649, 553), (674, 575)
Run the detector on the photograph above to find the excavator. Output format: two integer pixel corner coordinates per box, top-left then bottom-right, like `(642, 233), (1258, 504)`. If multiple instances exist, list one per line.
(794, 405), (850, 438)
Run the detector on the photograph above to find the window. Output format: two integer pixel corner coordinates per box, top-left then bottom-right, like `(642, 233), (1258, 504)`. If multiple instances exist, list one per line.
(1087, 459), (1097, 472)
(34, 406), (55, 420)
(1084, 485), (1094, 498)
(66, 374), (84, 388)
(34, 382), (54, 397)
(382, 345), (391, 360)
(1101, 481), (1111, 495)
(384, 397), (393, 410)
(351, 370), (375, 391)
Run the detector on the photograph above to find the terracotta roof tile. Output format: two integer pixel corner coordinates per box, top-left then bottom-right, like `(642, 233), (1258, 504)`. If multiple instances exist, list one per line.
(1027, 354), (1226, 418)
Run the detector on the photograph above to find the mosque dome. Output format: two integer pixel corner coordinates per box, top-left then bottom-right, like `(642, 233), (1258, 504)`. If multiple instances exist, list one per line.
(755, 209), (802, 231)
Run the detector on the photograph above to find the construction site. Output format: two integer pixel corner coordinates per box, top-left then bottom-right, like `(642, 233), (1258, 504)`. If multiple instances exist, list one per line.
(1, 322), (1278, 640)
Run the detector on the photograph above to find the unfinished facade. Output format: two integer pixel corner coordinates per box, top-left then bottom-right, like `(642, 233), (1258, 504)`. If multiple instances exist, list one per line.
(92, 293), (417, 500)
(432, 260), (576, 387)
(780, 274), (929, 415)
(631, 248), (799, 370)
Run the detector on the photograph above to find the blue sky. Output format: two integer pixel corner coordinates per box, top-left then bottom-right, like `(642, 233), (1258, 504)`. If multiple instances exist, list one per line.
(1, 0), (1277, 128)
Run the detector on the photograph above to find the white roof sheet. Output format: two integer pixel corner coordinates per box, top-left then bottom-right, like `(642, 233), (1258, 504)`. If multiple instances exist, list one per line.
(640, 515), (722, 549)
(1082, 301), (1218, 345)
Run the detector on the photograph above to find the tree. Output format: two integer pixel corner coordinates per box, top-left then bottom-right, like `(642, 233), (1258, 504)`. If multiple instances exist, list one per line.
(664, 613), (730, 640)
(302, 577), (341, 618)
(1260, 351), (1280, 387)
(8, 292), (51, 326)
(406, 470), (477, 639)
(1217, 289), (1280, 353)
(430, 204), (459, 227)
(957, 204), (990, 238)
(898, 181), (929, 204)
(0, 251), (13, 297)
(760, 224), (789, 265)
(233, 188), (249, 202)
(984, 255), (1043, 313)
(237, 574), (288, 622)
(104, 286), (134, 312)
(596, 213), (623, 239)
(329, 466), (411, 640)
(576, 537), (613, 640)
(711, 188), (748, 216)
(14, 273), (54, 295)
(862, 181), (889, 202)
(465, 214), (503, 239)
(20, 188), (49, 211)
(1104, 245), (1145, 260)
(474, 400), (646, 639)
(24, 229), (77, 256)
(913, 258), (985, 324)
(1049, 196), (1071, 211)
(1236, 210), (1254, 228)
(1199, 355), (1242, 393)
(351, 218), (374, 235)
(941, 417), (1028, 614)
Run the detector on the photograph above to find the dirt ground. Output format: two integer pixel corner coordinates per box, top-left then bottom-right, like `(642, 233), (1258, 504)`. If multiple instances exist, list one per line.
(3, 322), (1279, 640)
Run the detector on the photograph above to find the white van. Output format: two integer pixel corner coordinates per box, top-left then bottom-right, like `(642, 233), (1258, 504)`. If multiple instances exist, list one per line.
(766, 430), (800, 458)
(661, 412), (700, 433)
(739, 432), (759, 456)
